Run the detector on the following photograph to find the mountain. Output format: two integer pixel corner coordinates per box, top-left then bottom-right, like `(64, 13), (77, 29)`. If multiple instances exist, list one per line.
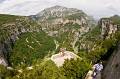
(30, 6), (97, 54)
(31, 5), (96, 36)
(35, 5), (86, 20)
(0, 6), (120, 79)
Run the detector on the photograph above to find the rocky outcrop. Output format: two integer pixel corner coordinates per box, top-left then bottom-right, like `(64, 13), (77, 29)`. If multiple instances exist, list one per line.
(103, 42), (120, 79)
(35, 5), (84, 21)
(31, 5), (95, 36)
(39, 17), (91, 36)
(99, 18), (118, 39)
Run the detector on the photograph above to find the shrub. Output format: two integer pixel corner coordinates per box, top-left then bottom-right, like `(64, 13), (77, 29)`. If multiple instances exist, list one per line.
(61, 59), (91, 79)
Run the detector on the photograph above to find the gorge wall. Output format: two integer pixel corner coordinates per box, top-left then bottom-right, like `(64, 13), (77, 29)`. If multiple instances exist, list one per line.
(0, 16), (42, 66)
(99, 16), (120, 79)
(103, 42), (120, 79)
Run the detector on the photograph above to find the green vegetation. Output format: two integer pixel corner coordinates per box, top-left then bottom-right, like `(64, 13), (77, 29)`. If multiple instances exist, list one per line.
(11, 60), (63, 79)
(46, 16), (59, 20)
(85, 26), (101, 40)
(1, 13), (120, 79)
(1, 59), (91, 79)
(75, 26), (101, 52)
(0, 14), (19, 42)
(0, 14), (19, 24)
(0, 65), (16, 78)
(55, 30), (75, 51)
(9, 32), (56, 67)
(66, 13), (85, 20)
(64, 23), (81, 30)
(82, 32), (120, 63)
(61, 59), (91, 79)
(110, 15), (120, 25)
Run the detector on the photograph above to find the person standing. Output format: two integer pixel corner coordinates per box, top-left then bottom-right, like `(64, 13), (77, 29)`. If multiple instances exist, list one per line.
(93, 62), (103, 79)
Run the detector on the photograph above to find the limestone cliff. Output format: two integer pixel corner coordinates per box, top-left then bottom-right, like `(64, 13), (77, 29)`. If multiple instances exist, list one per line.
(100, 15), (120, 79)
(99, 18), (118, 39)
(32, 5), (96, 37)
(103, 42), (120, 79)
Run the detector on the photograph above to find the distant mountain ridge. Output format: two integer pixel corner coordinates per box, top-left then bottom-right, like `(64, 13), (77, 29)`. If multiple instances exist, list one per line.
(33, 5), (85, 20)
(0, 5), (120, 79)
(30, 5), (96, 36)
(30, 5), (95, 24)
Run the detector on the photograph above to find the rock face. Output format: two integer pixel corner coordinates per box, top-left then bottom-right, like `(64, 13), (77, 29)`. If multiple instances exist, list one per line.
(99, 18), (118, 39)
(36, 5), (85, 20)
(103, 42), (120, 79)
(32, 5), (96, 37)
(99, 16), (120, 79)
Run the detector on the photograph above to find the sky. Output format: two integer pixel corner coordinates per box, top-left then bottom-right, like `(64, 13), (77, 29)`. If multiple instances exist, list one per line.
(0, 0), (120, 19)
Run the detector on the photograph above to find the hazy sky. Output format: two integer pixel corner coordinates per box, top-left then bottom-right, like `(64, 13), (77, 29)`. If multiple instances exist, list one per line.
(0, 0), (119, 19)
